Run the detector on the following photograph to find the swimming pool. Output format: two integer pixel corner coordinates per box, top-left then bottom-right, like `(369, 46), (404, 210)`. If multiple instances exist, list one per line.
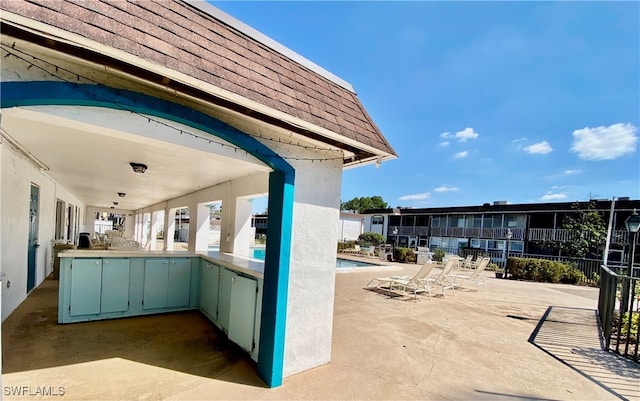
(211, 246), (383, 269)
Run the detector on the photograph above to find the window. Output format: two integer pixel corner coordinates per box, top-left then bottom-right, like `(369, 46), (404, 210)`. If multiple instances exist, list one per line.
(472, 215), (483, 228)
(372, 215), (384, 225)
(402, 216), (415, 227)
(431, 216), (442, 228)
(388, 215), (401, 227)
(448, 215), (464, 228)
(416, 215), (429, 226)
(54, 199), (65, 240)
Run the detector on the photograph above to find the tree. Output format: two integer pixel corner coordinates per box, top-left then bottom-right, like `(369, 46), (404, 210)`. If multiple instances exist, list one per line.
(340, 196), (388, 213)
(560, 200), (607, 258)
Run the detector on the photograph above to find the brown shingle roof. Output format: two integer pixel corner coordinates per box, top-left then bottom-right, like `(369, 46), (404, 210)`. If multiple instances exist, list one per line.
(0, 0), (397, 160)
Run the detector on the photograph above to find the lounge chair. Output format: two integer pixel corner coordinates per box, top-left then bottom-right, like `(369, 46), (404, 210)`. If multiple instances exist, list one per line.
(459, 254), (474, 269)
(366, 262), (433, 294)
(454, 257), (490, 291)
(427, 258), (458, 297)
(391, 262), (436, 300)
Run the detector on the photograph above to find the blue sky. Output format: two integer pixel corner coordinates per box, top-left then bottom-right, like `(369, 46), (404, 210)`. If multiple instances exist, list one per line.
(213, 1), (639, 210)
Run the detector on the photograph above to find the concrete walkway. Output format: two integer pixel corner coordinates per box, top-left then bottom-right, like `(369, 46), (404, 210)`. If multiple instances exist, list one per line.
(2, 262), (639, 400)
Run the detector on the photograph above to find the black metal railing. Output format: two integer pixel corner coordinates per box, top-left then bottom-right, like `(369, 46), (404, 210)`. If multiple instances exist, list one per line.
(598, 265), (639, 363)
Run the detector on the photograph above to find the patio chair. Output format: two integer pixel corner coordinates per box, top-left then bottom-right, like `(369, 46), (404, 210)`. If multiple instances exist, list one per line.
(366, 262), (433, 293)
(426, 258), (458, 297)
(390, 262), (436, 301)
(459, 254), (474, 269)
(454, 257), (491, 291)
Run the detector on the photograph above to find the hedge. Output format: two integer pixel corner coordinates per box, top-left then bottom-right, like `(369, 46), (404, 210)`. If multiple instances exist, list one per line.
(393, 247), (417, 264)
(507, 257), (586, 284)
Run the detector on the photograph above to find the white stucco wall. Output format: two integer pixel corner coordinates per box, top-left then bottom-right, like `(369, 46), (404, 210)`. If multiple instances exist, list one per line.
(338, 216), (364, 242)
(283, 156), (342, 377)
(1, 143), (85, 321)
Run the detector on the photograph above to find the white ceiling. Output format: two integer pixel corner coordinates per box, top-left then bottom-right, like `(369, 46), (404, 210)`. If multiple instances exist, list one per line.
(1, 106), (272, 210)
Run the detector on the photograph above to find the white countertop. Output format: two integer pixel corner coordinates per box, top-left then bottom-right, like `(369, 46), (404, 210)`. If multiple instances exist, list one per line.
(59, 249), (264, 279)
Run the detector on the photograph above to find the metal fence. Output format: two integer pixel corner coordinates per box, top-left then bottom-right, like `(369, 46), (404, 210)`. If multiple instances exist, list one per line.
(428, 246), (622, 286)
(598, 265), (639, 363)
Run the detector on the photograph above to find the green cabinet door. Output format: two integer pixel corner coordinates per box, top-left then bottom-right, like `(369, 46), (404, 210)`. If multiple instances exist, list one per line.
(168, 258), (191, 307)
(218, 268), (236, 333)
(70, 259), (102, 316)
(200, 262), (220, 321)
(228, 275), (258, 352)
(101, 258), (130, 313)
(143, 259), (169, 309)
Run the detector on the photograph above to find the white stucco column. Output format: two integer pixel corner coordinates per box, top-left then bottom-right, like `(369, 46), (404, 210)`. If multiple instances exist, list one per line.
(149, 210), (162, 250)
(233, 197), (253, 257)
(164, 208), (176, 251)
(283, 157), (342, 377)
(190, 202), (210, 252)
(141, 212), (150, 249)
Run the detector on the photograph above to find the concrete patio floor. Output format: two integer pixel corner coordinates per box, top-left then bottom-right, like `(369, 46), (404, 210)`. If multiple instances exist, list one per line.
(2, 261), (639, 400)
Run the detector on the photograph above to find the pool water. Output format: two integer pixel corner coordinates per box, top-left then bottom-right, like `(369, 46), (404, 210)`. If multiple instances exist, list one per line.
(210, 246), (381, 269)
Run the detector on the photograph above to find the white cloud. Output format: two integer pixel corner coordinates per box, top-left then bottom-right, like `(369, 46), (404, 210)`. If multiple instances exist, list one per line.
(563, 169), (582, 175)
(439, 141), (451, 147)
(440, 128), (479, 142)
(570, 123), (638, 160)
(541, 192), (567, 201)
(398, 192), (431, 201)
(454, 127), (479, 142)
(524, 141), (553, 154)
(434, 186), (460, 192)
(453, 151), (469, 159)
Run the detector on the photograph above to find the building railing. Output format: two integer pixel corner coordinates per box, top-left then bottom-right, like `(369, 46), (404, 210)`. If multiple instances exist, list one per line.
(427, 227), (525, 240)
(598, 265), (639, 364)
(528, 228), (632, 244)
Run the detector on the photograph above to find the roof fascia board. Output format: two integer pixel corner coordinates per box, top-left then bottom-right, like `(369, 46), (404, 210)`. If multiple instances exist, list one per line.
(183, 0), (356, 93)
(1, 11), (390, 159)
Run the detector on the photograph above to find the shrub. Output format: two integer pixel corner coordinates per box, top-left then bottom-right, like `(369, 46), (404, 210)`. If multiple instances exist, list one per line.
(393, 247), (417, 263)
(507, 257), (582, 284)
(432, 248), (445, 262)
(337, 240), (358, 252)
(621, 312), (639, 342)
(358, 232), (385, 247)
(486, 263), (500, 271)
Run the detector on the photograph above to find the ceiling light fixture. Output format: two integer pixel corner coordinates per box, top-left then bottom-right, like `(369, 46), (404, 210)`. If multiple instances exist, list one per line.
(118, 192), (126, 197)
(113, 202), (119, 206)
(129, 162), (147, 174)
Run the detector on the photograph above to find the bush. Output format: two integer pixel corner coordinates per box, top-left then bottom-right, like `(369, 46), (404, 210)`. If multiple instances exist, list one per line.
(358, 232), (385, 247)
(337, 240), (358, 252)
(393, 247), (417, 263)
(432, 248), (445, 262)
(507, 257), (583, 284)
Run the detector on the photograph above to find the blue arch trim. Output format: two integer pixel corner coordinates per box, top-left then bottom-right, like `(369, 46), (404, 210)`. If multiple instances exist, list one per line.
(1, 80), (293, 387)
(0, 81), (294, 178)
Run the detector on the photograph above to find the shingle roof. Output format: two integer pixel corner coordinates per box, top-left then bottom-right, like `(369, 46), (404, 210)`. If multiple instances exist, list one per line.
(0, 0), (397, 162)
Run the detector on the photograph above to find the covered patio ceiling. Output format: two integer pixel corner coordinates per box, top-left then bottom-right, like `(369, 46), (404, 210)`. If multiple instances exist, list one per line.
(1, 105), (272, 211)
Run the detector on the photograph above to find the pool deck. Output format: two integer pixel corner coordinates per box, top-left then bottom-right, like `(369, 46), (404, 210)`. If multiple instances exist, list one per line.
(2, 260), (639, 400)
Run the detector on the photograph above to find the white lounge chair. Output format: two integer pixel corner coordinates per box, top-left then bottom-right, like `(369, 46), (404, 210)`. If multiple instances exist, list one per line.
(427, 258), (458, 297)
(366, 262), (432, 293)
(391, 262), (436, 301)
(454, 257), (491, 291)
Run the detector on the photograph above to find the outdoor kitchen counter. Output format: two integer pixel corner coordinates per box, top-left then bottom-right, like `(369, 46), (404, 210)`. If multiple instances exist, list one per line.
(59, 249), (264, 279)
(57, 250), (264, 360)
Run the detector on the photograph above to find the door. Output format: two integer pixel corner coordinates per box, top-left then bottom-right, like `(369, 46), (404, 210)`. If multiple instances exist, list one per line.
(27, 185), (39, 292)
(167, 258), (191, 307)
(69, 259), (102, 316)
(200, 262), (220, 321)
(228, 275), (258, 352)
(101, 259), (130, 313)
(143, 259), (169, 309)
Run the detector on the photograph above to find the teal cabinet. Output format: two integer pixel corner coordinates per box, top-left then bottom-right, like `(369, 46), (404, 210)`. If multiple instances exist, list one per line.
(143, 259), (169, 309)
(70, 259), (102, 316)
(218, 268), (236, 333)
(228, 274), (258, 352)
(168, 259), (191, 307)
(200, 262), (220, 321)
(143, 258), (192, 309)
(69, 258), (131, 316)
(101, 259), (130, 313)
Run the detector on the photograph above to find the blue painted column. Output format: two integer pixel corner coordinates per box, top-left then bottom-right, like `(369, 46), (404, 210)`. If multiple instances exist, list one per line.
(257, 170), (294, 387)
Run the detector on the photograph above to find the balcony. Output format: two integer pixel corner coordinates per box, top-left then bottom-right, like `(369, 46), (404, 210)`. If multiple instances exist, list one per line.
(528, 229), (632, 244)
(428, 227), (525, 240)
